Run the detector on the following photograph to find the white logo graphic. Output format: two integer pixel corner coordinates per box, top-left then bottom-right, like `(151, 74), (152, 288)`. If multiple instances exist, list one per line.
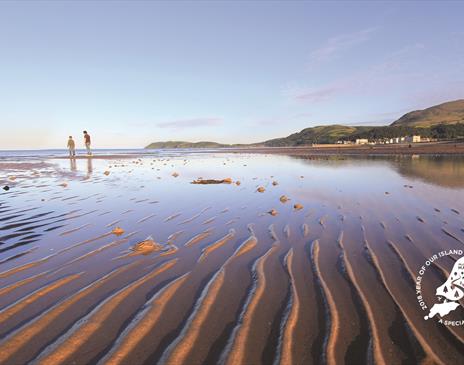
(416, 250), (464, 326)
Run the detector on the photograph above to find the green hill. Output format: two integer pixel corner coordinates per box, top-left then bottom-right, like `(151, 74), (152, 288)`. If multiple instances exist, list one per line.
(144, 100), (464, 148)
(391, 99), (464, 127)
(145, 141), (229, 149)
(263, 125), (372, 146)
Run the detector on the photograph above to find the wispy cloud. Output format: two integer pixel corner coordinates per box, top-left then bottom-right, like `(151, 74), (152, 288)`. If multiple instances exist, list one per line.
(292, 85), (344, 103)
(292, 43), (427, 104)
(157, 117), (223, 129)
(308, 27), (376, 66)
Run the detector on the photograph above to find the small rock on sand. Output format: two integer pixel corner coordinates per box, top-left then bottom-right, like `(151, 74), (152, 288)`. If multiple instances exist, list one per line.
(104, 171), (110, 176)
(191, 178), (232, 184)
(280, 195), (289, 203)
(132, 238), (163, 254)
(236, 181), (241, 186)
(172, 172), (179, 178)
(3, 186), (10, 191)
(294, 203), (303, 210)
(268, 209), (278, 216)
(59, 182), (68, 188)
(112, 227), (125, 235)
(272, 181), (278, 186)
(257, 186), (265, 193)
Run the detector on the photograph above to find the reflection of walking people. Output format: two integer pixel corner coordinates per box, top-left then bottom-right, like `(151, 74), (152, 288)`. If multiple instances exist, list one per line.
(67, 136), (76, 156)
(70, 157), (77, 171)
(83, 131), (92, 155)
(87, 156), (93, 174)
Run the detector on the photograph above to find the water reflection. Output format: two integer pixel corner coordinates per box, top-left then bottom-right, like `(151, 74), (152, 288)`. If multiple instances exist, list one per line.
(87, 157), (93, 175)
(289, 155), (464, 188)
(69, 157), (77, 171)
(393, 156), (464, 188)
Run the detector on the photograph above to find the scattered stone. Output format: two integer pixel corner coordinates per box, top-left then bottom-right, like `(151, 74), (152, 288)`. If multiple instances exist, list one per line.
(59, 182), (68, 188)
(112, 227), (125, 235)
(294, 203), (304, 210)
(272, 181), (278, 186)
(268, 209), (278, 216)
(235, 181), (241, 186)
(257, 186), (265, 193)
(104, 171), (110, 176)
(191, 178), (232, 184)
(385, 192), (390, 195)
(3, 186), (9, 191)
(132, 238), (163, 254)
(172, 172), (179, 178)
(8, 176), (16, 181)
(280, 195), (289, 203)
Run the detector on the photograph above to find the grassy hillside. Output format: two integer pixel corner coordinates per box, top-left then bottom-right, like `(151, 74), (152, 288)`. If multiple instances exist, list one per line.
(144, 100), (464, 148)
(263, 125), (372, 146)
(391, 99), (464, 127)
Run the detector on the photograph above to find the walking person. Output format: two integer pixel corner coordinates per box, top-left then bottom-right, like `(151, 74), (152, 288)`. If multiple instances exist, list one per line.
(83, 131), (92, 155)
(67, 136), (76, 156)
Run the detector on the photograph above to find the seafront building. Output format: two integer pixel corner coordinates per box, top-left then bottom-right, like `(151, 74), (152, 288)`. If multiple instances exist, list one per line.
(339, 135), (425, 145)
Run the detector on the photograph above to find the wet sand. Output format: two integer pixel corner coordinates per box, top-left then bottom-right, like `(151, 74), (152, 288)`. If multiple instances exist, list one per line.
(1, 152), (464, 364)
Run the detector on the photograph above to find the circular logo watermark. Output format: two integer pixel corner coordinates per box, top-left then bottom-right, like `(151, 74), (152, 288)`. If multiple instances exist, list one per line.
(416, 249), (464, 327)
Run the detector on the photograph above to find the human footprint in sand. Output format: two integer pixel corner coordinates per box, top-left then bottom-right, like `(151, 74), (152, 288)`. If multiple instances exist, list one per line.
(83, 130), (92, 155)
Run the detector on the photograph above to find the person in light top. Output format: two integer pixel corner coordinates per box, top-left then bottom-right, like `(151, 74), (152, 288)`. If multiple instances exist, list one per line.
(67, 136), (75, 157)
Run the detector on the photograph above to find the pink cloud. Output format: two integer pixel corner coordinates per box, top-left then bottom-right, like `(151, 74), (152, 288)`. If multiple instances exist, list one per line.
(293, 85), (344, 103)
(308, 28), (376, 67)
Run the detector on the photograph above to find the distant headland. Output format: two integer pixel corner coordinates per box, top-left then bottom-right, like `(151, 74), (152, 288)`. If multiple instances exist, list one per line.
(145, 99), (464, 149)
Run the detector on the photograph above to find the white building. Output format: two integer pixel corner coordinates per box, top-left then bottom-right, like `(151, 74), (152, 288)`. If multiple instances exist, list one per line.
(355, 138), (369, 145)
(405, 135), (421, 143)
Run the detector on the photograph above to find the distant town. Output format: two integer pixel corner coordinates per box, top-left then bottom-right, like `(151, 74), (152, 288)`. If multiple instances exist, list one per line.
(343, 135), (426, 145)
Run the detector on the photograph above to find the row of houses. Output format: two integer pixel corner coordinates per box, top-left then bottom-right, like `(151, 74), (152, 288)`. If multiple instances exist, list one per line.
(337, 135), (431, 145)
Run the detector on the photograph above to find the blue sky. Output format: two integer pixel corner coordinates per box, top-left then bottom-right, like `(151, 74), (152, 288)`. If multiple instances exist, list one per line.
(0, 1), (463, 148)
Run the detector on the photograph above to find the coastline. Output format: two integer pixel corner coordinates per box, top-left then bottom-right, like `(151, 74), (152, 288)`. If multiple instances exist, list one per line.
(48, 141), (464, 159)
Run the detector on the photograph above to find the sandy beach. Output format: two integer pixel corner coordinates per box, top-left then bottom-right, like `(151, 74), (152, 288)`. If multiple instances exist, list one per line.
(2, 0), (464, 363)
(0, 151), (463, 364)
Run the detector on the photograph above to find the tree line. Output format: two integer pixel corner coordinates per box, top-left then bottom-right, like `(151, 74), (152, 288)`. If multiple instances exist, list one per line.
(351, 123), (464, 141)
